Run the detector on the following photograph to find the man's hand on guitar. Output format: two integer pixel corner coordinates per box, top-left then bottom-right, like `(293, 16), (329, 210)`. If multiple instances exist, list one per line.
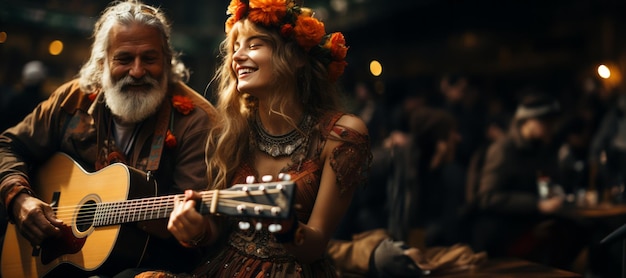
(12, 193), (63, 247)
(168, 190), (214, 247)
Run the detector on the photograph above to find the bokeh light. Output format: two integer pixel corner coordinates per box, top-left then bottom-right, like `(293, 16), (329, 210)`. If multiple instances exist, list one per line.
(49, 40), (63, 55)
(370, 60), (382, 77)
(597, 64), (611, 79)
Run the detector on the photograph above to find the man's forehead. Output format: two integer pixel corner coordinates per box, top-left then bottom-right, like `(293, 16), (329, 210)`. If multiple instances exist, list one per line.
(108, 23), (164, 54)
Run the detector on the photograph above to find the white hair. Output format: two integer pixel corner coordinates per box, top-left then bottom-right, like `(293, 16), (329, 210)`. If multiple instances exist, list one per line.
(78, 0), (189, 93)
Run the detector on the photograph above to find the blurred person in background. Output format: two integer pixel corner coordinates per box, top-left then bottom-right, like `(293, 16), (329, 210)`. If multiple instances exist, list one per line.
(589, 92), (626, 198)
(468, 93), (590, 271)
(351, 81), (389, 148)
(586, 92), (626, 277)
(436, 74), (486, 171)
(0, 60), (49, 132)
(0, 1), (218, 277)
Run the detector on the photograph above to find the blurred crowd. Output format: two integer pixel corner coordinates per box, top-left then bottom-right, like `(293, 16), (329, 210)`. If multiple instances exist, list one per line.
(338, 73), (626, 277)
(3, 58), (626, 276)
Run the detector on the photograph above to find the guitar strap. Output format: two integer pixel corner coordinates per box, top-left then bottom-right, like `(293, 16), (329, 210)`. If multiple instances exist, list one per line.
(146, 98), (171, 172)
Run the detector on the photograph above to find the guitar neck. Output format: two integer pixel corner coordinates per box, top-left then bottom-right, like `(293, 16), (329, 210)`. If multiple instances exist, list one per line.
(64, 182), (293, 227)
(88, 193), (185, 227)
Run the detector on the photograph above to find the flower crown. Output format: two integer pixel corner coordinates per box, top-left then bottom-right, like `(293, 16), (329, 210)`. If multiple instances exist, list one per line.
(226, 0), (349, 82)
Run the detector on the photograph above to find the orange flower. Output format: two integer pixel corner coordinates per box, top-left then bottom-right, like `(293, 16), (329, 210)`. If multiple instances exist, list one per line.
(328, 60), (347, 82)
(227, 0), (247, 20)
(165, 130), (177, 148)
(293, 16), (325, 50)
(248, 0), (288, 26)
(172, 95), (194, 115)
(325, 32), (348, 61)
(280, 23), (294, 37)
(225, 16), (237, 33)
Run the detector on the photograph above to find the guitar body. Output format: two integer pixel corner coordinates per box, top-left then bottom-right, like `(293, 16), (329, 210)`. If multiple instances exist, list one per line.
(1, 153), (156, 278)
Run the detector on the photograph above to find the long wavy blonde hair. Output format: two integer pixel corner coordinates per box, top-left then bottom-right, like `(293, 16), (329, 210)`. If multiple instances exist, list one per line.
(206, 19), (343, 189)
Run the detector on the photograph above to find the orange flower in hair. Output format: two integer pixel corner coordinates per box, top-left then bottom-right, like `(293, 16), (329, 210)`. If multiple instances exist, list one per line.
(226, 0), (247, 32)
(293, 16), (325, 51)
(224, 0), (349, 82)
(328, 60), (347, 83)
(280, 23), (294, 37)
(228, 0), (247, 20)
(225, 16), (237, 33)
(172, 95), (194, 115)
(326, 32), (348, 61)
(248, 0), (288, 26)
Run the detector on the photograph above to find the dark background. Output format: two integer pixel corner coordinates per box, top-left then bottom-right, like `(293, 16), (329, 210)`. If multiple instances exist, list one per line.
(2, 0), (626, 106)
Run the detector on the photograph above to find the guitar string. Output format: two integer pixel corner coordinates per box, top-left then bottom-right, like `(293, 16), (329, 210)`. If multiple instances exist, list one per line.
(64, 199), (286, 226)
(52, 190), (284, 217)
(52, 191), (287, 225)
(51, 188), (286, 216)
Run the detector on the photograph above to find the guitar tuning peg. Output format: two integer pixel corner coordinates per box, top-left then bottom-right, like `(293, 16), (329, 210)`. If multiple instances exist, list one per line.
(271, 207), (281, 215)
(258, 185), (266, 192)
(255, 222), (263, 231)
(261, 175), (273, 183)
(246, 176), (256, 184)
(278, 173), (291, 181)
(237, 204), (247, 213)
(241, 186), (250, 192)
(268, 223), (283, 233)
(238, 221), (251, 230)
(254, 206), (264, 215)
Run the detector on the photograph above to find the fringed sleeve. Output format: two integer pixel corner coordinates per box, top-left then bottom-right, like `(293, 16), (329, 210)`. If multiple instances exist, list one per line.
(328, 125), (373, 195)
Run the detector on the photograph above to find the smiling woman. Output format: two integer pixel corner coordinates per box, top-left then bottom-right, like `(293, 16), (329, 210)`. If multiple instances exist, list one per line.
(136, 0), (372, 277)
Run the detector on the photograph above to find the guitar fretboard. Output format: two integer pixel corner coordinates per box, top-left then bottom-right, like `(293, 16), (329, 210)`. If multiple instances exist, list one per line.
(52, 186), (290, 227)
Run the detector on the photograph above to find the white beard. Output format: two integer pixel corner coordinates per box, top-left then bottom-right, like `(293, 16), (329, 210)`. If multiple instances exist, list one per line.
(102, 66), (168, 124)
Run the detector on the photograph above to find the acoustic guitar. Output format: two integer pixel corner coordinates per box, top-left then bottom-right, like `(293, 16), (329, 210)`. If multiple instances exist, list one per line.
(1, 152), (295, 278)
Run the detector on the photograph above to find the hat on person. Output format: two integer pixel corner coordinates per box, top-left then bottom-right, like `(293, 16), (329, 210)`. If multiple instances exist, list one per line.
(513, 94), (560, 120)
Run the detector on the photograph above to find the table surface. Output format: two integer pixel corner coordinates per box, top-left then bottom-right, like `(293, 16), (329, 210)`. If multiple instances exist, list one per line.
(428, 257), (581, 278)
(561, 203), (626, 218)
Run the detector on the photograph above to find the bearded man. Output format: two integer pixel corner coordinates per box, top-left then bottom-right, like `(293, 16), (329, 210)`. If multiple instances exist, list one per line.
(0, 1), (218, 277)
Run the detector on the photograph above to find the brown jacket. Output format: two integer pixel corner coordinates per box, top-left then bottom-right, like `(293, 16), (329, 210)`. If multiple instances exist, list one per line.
(0, 79), (219, 273)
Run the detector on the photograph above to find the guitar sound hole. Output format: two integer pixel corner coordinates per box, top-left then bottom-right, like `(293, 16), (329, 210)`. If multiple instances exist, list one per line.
(76, 200), (96, 232)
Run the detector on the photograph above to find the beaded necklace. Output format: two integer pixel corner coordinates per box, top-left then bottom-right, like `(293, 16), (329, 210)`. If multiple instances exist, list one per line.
(251, 113), (314, 158)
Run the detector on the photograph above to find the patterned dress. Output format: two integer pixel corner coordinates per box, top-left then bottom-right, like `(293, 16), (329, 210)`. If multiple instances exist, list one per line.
(137, 111), (372, 278)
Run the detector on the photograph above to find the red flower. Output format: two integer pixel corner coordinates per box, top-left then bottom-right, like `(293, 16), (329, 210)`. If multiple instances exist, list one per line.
(88, 92), (98, 102)
(172, 95), (194, 115)
(165, 130), (177, 148)
(280, 23), (294, 37)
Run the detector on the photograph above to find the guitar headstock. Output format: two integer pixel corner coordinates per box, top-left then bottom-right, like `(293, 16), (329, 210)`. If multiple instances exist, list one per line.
(212, 174), (296, 221)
